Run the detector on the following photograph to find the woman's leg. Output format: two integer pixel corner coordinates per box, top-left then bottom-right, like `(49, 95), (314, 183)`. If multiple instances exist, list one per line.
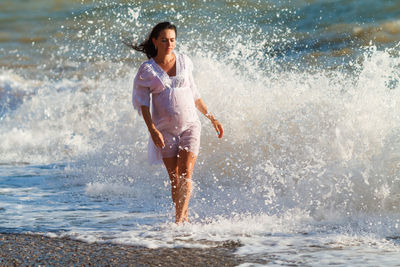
(176, 150), (197, 223)
(162, 157), (179, 220)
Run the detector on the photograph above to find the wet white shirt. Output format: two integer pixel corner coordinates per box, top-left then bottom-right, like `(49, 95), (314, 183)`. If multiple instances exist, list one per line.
(132, 52), (201, 164)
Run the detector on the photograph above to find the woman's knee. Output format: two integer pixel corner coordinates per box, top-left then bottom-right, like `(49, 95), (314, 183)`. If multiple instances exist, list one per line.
(163, 156), (178, 180)
(177, 152), (196, 178)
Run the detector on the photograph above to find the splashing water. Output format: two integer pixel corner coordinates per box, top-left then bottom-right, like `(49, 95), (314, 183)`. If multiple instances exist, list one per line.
(1, 0), (400, 265)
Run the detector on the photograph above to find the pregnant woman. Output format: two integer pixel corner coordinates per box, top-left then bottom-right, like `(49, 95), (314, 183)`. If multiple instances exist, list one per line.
(128, 22), (224, 223)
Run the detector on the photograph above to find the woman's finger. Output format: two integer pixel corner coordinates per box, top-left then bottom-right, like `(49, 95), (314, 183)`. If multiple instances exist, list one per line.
(151, 130), (165, 148)
(213, 122), (219, 134)
(218, 124), (224, 138)
(160, 136), (165, 148)
(217, 123), (224, 138)
(157, 132), (165, 148)
(213, 121), (224, 138)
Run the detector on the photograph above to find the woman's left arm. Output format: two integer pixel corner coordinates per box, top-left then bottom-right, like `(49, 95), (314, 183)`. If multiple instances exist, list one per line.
(195, 98), (224, 139)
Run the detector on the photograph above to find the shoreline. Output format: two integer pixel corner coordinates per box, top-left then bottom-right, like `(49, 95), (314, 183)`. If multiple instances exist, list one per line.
(0, 232), (256, 266)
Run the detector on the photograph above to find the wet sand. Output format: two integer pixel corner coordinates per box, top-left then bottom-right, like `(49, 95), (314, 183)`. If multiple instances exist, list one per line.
(0, 233), (257, 266)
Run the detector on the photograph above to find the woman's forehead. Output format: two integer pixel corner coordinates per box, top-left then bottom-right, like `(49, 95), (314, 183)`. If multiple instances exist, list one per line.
(158, 29), (176, 38)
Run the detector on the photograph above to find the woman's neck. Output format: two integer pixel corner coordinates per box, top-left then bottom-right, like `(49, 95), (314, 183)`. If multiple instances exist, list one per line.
(154, 52), (175, 64)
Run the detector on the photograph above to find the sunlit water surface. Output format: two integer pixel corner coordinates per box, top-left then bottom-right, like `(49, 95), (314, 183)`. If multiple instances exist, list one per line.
(1, 0), (400, 265)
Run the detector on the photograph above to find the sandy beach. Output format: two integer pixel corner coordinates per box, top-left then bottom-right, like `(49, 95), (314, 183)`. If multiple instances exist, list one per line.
(0, 233), (255, 266)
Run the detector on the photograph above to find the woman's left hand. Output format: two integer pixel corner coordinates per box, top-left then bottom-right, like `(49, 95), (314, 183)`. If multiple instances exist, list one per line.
(212, 119), (224, 139)
(194, 98), (224, 139)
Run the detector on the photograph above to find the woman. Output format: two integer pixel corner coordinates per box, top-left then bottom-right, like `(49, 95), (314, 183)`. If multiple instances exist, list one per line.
(128, 22), (224, 223)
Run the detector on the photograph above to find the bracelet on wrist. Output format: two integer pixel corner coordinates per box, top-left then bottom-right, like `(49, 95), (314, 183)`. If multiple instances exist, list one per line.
(206, 113), (217, 122)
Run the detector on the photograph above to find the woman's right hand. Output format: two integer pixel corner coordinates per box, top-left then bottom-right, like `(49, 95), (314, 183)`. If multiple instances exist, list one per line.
(150, 128), (165, 148)
(140, 106), (165, 149)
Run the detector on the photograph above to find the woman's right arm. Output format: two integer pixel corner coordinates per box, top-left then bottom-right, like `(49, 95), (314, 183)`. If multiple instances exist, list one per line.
(140, 106), (165, 148)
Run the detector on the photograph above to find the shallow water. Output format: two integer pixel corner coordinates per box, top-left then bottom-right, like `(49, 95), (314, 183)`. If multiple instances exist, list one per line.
(1, 0), (400, 265)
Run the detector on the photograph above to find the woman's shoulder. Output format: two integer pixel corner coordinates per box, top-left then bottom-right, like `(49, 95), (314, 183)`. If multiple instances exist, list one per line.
(140, 58), (154, 68)
(178, 53), (194, 70)
(134, 59), (157, 83)
(137, 59), (155, 73)
(177, 52), (192, 62)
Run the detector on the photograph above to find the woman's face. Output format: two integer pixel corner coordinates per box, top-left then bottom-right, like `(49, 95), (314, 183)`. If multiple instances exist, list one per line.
(152, 29), (176, 56)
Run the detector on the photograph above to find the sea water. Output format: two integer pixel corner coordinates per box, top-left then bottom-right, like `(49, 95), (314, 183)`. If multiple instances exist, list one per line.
(1, 0), (400, 265)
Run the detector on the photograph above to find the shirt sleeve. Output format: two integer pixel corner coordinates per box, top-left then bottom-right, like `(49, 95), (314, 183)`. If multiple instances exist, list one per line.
(185, 55), (201, 101)
(132, 63), (152, 116)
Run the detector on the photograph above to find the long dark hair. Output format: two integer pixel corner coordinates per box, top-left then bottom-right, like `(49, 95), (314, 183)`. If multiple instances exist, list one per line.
(124, 21), (177, 59)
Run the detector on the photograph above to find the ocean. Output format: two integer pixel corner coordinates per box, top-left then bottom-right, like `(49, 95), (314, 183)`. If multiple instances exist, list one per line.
(1, 0), (400, 265)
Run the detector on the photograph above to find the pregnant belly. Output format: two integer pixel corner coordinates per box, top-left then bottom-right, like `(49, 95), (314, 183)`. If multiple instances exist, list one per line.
(153, 87), (198, 130)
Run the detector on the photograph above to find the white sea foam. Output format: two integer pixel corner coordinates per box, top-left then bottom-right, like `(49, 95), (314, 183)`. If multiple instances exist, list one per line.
(62, 46), (400, 263)
(1, 23), (400, 266)
(2, 1), (400, 265)
(1, 46), (400, 215)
